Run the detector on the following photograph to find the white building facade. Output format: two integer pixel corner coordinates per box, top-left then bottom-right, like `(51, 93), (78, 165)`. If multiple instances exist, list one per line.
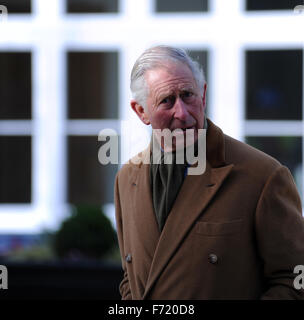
(0, 0), (303, 233)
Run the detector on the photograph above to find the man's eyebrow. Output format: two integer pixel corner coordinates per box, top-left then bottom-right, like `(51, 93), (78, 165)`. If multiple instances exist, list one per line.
(179, 84), (195, 91)
(154, 82), (196, 103)
(155, 89), (174, 102)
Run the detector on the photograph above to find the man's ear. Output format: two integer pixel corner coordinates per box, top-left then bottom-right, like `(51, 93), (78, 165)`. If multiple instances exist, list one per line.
(202, 83), (207, 108)
(130, 100), (150, 125)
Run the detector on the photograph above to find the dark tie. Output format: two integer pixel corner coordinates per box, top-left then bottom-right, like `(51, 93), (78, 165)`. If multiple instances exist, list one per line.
(150, 149), (187, 232)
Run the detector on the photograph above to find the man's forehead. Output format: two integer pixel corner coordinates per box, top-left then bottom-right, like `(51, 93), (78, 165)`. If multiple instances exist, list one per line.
(145, 64), (196, 93)
(153, 82), (196, 96)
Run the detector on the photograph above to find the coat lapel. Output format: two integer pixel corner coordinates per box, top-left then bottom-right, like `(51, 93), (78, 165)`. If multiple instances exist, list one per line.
(128, 147), (160, 265)
(142, 161), (234, 299)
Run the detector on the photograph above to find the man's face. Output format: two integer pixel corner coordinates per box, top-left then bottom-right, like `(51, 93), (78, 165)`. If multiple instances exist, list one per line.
(140, 61), (206, 148)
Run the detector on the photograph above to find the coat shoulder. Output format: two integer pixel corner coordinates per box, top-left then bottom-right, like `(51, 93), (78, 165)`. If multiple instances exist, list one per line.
(115, 149), (147, 183)
(115, 160), (136, 182)
(224, 134), (282, 177)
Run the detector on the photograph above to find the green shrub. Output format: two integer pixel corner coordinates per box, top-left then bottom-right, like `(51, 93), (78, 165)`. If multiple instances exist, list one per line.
(53, 205), (117, 260)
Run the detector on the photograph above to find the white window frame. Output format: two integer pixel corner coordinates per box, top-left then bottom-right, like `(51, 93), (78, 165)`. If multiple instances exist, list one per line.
(0, 0), (303, 233)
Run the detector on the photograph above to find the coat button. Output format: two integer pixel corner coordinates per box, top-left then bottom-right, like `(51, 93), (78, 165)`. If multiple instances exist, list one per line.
(125, 253), (132, 263)
(208, 254), (218, 264)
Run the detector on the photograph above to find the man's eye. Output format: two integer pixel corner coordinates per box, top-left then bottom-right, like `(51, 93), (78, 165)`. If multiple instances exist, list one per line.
(161, 98), (170, 104)
(160, 96), (174, 106)
(182, 91), (193, 98)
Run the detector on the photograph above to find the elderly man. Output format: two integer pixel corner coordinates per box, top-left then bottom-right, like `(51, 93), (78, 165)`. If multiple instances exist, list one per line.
(114, 45), (304, 300)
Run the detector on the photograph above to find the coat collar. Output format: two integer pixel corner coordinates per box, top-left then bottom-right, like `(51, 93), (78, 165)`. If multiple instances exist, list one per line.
(128, 118), (227, 170)
(127, 119), (234, 299)
(205, 118), (227, 168)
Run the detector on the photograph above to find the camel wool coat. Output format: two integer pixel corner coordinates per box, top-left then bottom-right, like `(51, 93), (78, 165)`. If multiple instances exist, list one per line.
(114, 119), (304, 300)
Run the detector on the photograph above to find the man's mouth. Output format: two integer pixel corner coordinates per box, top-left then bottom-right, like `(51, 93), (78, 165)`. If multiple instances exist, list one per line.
(181, 126), (195, 132)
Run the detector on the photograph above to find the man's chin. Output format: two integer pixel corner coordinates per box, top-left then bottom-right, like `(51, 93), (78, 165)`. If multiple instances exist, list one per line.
(163, 128), (198, 153)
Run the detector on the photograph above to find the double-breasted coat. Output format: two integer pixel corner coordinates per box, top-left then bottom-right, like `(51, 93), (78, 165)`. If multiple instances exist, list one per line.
(114, 119), (304, 299)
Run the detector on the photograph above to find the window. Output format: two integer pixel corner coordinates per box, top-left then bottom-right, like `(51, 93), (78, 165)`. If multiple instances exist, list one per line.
(246, 136), (302, 199)
(245, 50), (302, 120)
(0, 136), (32, 203)
(188, 50), (209, 114)
(67, 51), (119, 119)
(188, 50), (208, 79)
(0, 0), (31, 13)
(67, 136), (118, 205)
(155, 0), (208, 12)
(0, 52), (32, 119)
(1, 0), (303, 236)
(0, 52), (32, 204)
(246, 0), (299, 11)
(66, 0), (118, 13)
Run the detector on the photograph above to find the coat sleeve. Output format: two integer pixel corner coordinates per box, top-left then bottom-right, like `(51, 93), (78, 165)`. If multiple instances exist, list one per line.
(114, 173), (132, 300)
(255, 165), (304, 299)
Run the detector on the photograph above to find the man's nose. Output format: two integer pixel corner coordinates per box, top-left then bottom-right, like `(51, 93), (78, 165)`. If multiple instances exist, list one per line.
(173, 98), (189, 121)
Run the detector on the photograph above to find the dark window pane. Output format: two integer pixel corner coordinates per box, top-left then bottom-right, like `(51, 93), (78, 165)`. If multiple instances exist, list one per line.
(68, 136), (118, 205)
(246, 50), (302, 120)
(0, 136), (31, 203)
(0, 52), (32, 119)
(187, 50), (210, 115)
(156, 0), (208, 12)
(246, 136), (302, 196)
(67, 0), (118, 13)
(188, 50), (208, 80)
(246, 0), (299, 11)
(0, 0), (31, 13)
(68, 52), (118, 119)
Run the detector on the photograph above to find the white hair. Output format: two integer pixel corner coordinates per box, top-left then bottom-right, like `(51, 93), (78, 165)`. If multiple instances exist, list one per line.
(130, 45), (206, 108)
